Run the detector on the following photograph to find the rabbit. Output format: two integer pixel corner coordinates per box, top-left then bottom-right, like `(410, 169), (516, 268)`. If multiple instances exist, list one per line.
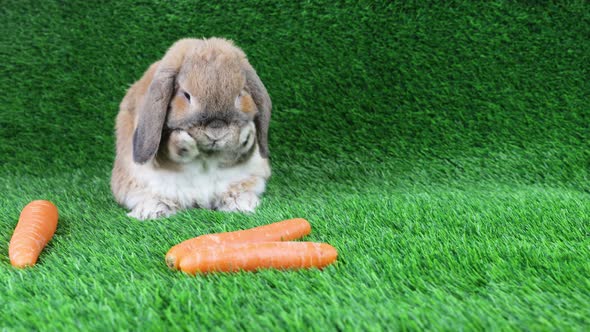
(111, 38), (272, 220)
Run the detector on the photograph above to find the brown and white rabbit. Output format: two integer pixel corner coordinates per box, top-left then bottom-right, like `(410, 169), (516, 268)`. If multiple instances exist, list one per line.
(111, 38), (271, 220)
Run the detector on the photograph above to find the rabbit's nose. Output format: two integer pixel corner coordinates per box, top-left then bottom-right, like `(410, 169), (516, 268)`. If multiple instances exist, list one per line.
(205, 119), (228, 140)
(207, 119), (227, 129)
(205, 131), (227, 141)
(205, 129), (228, 141)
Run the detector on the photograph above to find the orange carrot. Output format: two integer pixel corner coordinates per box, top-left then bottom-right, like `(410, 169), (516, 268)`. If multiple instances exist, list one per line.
(179, 242), (338, 275)
(166, 218), (311, 269)
(9, 200), (59, 268)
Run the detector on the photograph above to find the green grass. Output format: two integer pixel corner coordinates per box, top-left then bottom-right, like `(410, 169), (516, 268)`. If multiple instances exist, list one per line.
(1, 0), (589, 330)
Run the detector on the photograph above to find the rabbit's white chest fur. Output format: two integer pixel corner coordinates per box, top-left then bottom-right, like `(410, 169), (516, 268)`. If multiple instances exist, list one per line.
(128, 149), (270, 213)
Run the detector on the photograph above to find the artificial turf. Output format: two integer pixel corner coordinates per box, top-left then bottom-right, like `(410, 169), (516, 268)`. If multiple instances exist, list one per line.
(1, 0), (589, 330)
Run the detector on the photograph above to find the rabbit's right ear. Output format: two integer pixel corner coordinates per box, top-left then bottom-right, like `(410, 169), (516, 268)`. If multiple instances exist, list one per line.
(133, 39), (200, 164)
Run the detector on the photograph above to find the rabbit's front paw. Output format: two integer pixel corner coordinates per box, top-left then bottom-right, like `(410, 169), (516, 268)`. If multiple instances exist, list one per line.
(168, 130), (199, 163)
(218, 191), (259, 213)
(128, 200), (177, 220)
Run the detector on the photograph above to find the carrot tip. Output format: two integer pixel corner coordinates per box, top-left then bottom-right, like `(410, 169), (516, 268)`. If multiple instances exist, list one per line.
(165, 256), (179, 270)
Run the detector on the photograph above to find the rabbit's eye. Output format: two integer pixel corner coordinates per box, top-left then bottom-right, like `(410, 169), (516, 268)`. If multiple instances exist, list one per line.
(183, 91), (191, 102)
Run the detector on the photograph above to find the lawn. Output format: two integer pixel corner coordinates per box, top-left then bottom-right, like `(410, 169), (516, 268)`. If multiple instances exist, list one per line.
(1, 0), (589, 330)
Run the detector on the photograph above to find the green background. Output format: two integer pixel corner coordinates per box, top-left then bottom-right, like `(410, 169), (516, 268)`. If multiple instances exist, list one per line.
(1, 0), (589, 330)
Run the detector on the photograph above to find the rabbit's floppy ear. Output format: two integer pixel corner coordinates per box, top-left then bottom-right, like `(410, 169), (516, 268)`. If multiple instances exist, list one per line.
(243, 61), (272, 159)
(133, 39), (200, 164)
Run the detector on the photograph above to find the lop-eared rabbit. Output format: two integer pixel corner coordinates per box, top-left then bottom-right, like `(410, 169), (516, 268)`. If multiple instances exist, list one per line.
(111, 38), (271, 220)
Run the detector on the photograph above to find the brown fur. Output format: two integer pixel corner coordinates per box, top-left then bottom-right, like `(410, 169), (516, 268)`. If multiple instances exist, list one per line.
(240, 94), (256, 113)
(170, 96), (190, 118)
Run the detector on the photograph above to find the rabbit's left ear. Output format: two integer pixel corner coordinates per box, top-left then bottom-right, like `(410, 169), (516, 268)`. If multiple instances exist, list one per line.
(243, 61), (272, 159)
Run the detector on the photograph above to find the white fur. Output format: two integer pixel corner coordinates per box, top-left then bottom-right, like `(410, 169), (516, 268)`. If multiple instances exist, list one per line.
(123, 146), (270, 219)
(169, 130), (200, 163)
